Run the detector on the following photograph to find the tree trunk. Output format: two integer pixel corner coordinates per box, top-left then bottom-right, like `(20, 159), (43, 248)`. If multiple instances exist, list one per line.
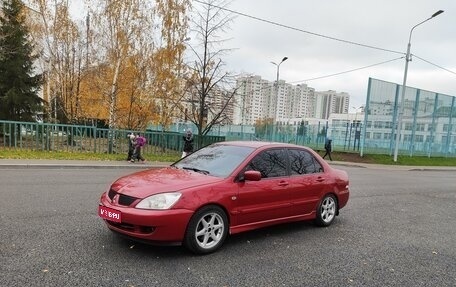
(108, 58), (122, 153)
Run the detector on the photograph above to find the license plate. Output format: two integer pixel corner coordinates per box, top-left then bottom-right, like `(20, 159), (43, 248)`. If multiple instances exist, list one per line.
(99, 206), (122, 223)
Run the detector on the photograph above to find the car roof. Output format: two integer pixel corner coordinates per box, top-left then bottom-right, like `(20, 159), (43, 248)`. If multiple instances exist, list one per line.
(213, 141), (309, 150)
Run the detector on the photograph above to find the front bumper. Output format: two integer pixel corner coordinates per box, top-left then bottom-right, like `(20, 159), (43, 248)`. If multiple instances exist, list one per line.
(99, 194), (194, 243)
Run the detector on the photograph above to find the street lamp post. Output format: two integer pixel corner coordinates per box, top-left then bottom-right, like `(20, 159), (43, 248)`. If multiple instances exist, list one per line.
(393, 10), (444, 162)
(270, 56), (288, 141)
(352, 106), (364, 151)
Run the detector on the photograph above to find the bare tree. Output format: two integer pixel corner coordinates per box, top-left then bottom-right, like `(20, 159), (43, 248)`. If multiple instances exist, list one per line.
(185, 0), (237, 145)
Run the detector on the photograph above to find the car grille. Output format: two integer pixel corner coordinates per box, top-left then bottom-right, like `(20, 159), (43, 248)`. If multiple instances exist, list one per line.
(107, 220), (155, 234)
(108, 188), (138, 206)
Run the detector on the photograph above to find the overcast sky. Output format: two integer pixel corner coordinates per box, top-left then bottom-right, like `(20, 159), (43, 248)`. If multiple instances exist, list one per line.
(71, 0), (455, 110)
(209, 0), (456, 109)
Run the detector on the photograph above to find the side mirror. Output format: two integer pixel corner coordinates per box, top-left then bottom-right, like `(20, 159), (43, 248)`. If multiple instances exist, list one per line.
(243, 170), (262, 181)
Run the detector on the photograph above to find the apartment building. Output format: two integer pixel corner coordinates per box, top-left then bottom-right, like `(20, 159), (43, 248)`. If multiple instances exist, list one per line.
(233, 75), (349, 124)
(233, 75), (272, 125)
(314, 90), (350, 119)
(288, 84), (316, 119)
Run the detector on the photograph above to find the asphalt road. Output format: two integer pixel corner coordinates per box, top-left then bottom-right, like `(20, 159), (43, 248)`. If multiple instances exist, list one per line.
(1, 166), (455, 287)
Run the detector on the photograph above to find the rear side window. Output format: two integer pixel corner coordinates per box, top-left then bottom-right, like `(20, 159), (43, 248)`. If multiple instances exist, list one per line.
(246, 149), (288, 178)
(289, 149), (323, 175)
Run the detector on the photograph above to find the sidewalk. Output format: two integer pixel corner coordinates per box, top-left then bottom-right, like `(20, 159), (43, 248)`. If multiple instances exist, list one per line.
(0, 158), (455, 171)
(0, 159), (172, 169)
(327, 161), (456, 171)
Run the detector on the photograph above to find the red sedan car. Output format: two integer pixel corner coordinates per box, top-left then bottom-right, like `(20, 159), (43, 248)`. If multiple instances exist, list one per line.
(99, 141), (349, 254)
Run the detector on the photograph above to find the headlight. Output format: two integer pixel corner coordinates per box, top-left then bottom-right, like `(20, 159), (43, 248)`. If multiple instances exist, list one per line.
(135, 192), (182, 210)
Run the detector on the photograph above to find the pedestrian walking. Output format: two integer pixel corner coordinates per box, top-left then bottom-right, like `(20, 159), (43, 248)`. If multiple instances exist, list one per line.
(182, 130), (194, 158)
(126, 133), (135, 161)
(131, 134), (146, 163)
(323, 138), (333, 161)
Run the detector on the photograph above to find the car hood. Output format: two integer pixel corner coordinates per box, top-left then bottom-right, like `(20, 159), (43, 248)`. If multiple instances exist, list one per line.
(111, 167), (222, 198)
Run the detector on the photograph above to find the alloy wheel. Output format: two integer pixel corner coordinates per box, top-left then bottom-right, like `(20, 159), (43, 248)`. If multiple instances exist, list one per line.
(194, 212), (225, 249)
(320, 196), (336, 223)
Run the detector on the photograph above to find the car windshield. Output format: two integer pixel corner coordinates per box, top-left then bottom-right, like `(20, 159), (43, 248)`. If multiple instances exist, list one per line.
(173, 144), (255, 178)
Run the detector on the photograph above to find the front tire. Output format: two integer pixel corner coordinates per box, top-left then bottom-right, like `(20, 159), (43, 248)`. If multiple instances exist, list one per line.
(184, 205), (228, 254)
(315, 194), (337, 227)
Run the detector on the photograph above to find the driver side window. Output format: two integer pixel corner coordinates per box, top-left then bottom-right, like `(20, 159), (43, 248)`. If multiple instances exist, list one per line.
(245, 149), (288, 178)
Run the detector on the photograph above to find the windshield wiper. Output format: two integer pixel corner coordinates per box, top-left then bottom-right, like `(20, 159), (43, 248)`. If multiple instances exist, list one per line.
(182, 166), (210, 175)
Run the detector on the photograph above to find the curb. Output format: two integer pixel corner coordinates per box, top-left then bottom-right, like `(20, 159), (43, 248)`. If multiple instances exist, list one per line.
(0, 160), (455, 171)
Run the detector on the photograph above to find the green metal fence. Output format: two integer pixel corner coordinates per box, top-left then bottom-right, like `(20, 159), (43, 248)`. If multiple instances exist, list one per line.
(360, 78), (456, 157)
(7, 84), (453, 159)
(0, 120), (225, 155)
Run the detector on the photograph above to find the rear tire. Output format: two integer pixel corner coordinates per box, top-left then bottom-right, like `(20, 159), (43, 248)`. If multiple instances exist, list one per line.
(315, 194), (337, 227)
(184, 205), (228, 254)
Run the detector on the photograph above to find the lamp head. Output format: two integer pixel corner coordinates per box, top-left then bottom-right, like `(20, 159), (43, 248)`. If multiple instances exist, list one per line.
(431, 10), (444, 18)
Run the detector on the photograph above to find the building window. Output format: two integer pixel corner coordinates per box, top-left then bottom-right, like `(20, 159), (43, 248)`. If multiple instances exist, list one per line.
(373, 132), (382, 139)
(405, 123), (413, 131)
(416, 123), (425, 132)
(415, 135), (424, 142)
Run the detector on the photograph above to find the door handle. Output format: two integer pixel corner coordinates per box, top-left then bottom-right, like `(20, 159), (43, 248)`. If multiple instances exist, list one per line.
(278, 181), (289, 186)
(316, 177), (325, 182)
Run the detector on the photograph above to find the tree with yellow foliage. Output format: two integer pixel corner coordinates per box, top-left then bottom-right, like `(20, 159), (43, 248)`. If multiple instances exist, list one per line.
(151, 0), (191, 131)
(89, 0), (155, 132)
(26, 0), (84, 123)
(25, 0), (194, 139)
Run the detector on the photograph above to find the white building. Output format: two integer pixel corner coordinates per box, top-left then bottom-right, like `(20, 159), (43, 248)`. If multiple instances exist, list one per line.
(233, 75), (272, 125)
(286, 84), (315, 120)
(233, 75), (342, 124)
(314, 90), (350, 119)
